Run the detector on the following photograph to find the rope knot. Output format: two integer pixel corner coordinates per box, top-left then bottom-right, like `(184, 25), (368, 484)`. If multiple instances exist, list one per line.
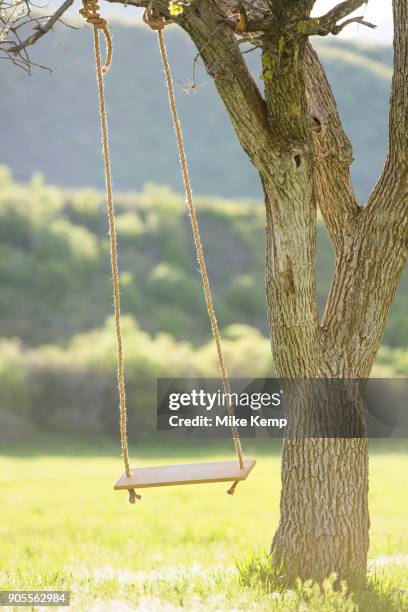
(79, 0), (106, 29)
(80, 0), (112, 75)
(128, 488), (142, 504)
(226, 480), (240, 496)
(143, 6), (166, 30)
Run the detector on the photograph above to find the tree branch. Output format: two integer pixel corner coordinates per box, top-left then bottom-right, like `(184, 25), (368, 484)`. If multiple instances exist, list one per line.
(8, 0), (74, 54)
(330, 16), (376, 34)
(365, 0), (408, 219)
(299, 15), (376, 37)
(218, 0), (373, 37)
(296, 0), (375, 38)
(179, 0), (274, 170)
(318, 0), (367, 24)
(321, 2), (408, 375)
(384, 0), (408, 168)
(304, 43), (360, 252)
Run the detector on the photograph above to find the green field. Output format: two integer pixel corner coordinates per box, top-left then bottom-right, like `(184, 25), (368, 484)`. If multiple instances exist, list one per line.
(0, 439), (407, 610)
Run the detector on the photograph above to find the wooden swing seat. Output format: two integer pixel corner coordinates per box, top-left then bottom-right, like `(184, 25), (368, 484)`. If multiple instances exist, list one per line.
(114, 458), (256, 491)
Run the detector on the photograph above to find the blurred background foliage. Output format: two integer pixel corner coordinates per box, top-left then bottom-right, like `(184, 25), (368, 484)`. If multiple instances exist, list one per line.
(0, 167), (407, 438)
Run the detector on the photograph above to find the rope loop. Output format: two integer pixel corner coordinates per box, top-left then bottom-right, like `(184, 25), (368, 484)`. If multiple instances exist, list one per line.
(80, 0), (112, 75)
(143, 5), (166, 30)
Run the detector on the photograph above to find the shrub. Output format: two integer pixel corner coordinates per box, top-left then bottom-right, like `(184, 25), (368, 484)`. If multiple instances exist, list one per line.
(0, 317), (273, 436)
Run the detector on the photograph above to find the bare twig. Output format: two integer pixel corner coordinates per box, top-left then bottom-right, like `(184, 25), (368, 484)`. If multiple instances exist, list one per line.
(191, 21), (225, 89)
(8, 0), (74, 53)
(331, 16), (376, 35)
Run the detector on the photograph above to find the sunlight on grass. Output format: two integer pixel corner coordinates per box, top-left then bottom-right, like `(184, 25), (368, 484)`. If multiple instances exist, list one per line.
(0, 439), (406, 610)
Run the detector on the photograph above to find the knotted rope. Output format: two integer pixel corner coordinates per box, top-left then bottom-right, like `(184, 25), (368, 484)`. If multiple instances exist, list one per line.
(143, 5), (166, 30)
(145, 8), (245, 493)
(80, 0), (112, 75)
(80, 0), (139, 504)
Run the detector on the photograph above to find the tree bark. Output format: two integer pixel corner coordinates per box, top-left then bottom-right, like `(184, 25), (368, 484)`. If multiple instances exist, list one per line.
(272, 438), (369, 583)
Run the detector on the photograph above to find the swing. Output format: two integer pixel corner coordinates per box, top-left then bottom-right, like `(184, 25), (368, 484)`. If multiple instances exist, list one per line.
(79, 1), (256, 503)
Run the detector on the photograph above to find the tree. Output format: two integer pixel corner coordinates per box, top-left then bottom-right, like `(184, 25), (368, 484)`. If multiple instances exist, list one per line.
(3, 0), (407, 584)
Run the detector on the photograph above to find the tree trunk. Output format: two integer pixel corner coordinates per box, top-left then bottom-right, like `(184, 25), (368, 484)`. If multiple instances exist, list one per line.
(263, 168), (372, 580)
(272, 438), (369, 583)
(255, 24), (371, 581)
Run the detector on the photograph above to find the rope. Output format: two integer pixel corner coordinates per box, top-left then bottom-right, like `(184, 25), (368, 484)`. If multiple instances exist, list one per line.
(150, 14), (245, 483)
(81, 0), (245, 499)
(80, 0), (138, 504)
(79, 0), (112, 75)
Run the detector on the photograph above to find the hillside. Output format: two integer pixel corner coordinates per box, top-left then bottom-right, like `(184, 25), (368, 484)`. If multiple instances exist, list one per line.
(0, 168), (406, 350)
(0, 23), (392, 202)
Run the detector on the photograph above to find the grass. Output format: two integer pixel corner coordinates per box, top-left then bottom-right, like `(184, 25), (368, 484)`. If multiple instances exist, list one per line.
(0, 438), (407, 610)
